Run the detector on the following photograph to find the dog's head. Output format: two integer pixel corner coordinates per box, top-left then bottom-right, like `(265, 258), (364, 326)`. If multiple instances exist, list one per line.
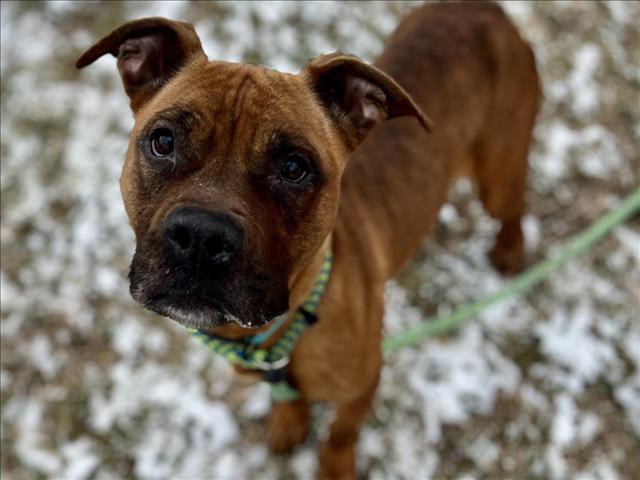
(77, 17), (430, 329)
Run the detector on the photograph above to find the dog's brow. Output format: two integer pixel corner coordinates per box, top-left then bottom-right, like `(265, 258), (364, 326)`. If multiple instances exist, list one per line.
(151, 106), (197, 128)
(268, 131), (314, 153)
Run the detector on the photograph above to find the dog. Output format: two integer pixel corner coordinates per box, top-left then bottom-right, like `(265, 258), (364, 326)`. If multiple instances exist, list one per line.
(77, 2), (539, 478)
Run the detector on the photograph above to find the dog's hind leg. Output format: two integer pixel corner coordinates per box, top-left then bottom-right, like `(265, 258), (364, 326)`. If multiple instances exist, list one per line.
(473, 124), (533, 275)
(469, 26), (540, 275)
(473, 82), (539, 274)
(474, 143), (528, 274)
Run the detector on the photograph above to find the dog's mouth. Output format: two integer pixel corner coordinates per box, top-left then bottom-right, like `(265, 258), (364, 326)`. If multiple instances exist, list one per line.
(129, 262), (290, 329)
(128, 241), (291, 330)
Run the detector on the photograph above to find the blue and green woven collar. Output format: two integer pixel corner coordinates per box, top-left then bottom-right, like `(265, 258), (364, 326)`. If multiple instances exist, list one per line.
(188, 250), (333, 401)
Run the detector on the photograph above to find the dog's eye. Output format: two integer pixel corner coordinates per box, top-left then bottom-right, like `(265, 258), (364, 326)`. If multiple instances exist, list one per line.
(280, 154), (310, 183)
(150, 128), (174, 157)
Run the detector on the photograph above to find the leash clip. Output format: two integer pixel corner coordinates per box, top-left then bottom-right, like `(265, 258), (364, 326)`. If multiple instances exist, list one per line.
(253, 355), (290, 371)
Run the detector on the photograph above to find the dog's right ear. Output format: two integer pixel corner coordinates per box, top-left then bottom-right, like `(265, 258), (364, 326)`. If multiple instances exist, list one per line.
(76, 17), (206, 112)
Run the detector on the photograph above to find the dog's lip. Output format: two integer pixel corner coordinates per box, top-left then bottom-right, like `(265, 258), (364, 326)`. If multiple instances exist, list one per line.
(222, 311), (271, 329)
(139, 292), (279, 329)
(217, 303), (288, 329)
(167, 310), (274, 330)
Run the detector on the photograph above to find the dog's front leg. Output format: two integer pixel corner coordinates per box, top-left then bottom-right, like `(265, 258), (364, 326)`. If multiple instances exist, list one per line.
(267, 397), (311, 453)
(317, 374), (379, 480)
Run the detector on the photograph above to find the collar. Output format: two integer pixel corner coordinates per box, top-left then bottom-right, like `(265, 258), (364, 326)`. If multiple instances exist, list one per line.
(188, 250), (333, 397)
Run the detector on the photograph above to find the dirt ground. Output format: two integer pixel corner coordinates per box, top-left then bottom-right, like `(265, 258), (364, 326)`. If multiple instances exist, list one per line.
(1, 1), (639, 479)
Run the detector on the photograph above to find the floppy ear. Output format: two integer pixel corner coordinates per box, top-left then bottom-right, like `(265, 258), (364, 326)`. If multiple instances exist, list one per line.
(76, 17), (206, 112)
(302, 52), (433, 150)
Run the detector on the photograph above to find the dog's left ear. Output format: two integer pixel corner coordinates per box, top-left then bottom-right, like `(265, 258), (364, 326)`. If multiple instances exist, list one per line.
(303, 52), (433, 150)
(76, 17), (206, 112)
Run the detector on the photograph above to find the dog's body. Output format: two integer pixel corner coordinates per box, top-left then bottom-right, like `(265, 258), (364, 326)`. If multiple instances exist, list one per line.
(78, 2), (539, 478)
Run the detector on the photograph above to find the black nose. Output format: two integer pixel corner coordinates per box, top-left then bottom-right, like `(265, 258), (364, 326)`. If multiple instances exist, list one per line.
(163, 207), (244, 267)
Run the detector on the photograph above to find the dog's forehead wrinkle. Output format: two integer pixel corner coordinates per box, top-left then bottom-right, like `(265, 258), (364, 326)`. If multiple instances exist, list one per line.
(232, 72), (254, 122)
(177, 64), (334, 166)
(199, 62), (309, 119)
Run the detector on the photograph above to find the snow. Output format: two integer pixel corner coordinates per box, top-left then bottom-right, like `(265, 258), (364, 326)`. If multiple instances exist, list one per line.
(59, 439), (100, 480)
(27, 334), (66, 380)
(535, 301), (621, 394)
(12, 400), (62, 475)
(404, 322), (521, 443)
(614, 226), (640, 269)
(2, 1), (639, 479)
(568, 43), (602, 116)
(465, 434), (501, 471)
(240, 383), (272, 419)
(523, 214), (542, 254)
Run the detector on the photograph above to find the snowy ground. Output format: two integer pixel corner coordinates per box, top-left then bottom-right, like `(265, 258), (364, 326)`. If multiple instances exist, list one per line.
(1, 1), (639, 479)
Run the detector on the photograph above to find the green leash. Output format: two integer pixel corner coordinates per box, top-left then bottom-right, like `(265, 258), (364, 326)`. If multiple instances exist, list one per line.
(382, 186), (640, 354)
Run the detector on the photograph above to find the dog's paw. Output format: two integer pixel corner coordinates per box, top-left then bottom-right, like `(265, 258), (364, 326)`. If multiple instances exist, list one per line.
(490, 218), (524, 275)
(267, 399), (310, 453)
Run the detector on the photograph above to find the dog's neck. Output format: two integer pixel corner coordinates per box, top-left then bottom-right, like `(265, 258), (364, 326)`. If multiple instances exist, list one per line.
(208, 234), (333, 341)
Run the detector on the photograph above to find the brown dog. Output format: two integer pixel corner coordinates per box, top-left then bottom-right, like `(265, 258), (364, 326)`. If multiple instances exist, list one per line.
(77, 2), (539, 478)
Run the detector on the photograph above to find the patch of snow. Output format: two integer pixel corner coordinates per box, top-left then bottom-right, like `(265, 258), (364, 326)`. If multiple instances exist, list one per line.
(535, 301), (620, 393)
(59, 438), (99, 480)
(405, 324), (521, 443)
(614, 379), (640, 436)
(390, 423), (439, 480)
(13, 399), (62, 475)
(501, 1), (533, 21)
(536, 121), (576, 182)
(465, 434), (500, 471)
(359, 426), (385, 459)
(576, 457), (621, 480)
(27, 334), (65, 380)
(438, 202), (459, 226)
(290, 448), (318, 480)
(520, 383), (551, 412)
(614, 226), (640, 270)
(240, 383), (272, 419)
(577, 125), (623, 179)
(111, 320), (145, 360)
(577, 411), (601, 445)
(568, 44), (602, 116)
(550, 394), (577, 448)
(523, 214), (542, 254)
(605, 0), (637, 26)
